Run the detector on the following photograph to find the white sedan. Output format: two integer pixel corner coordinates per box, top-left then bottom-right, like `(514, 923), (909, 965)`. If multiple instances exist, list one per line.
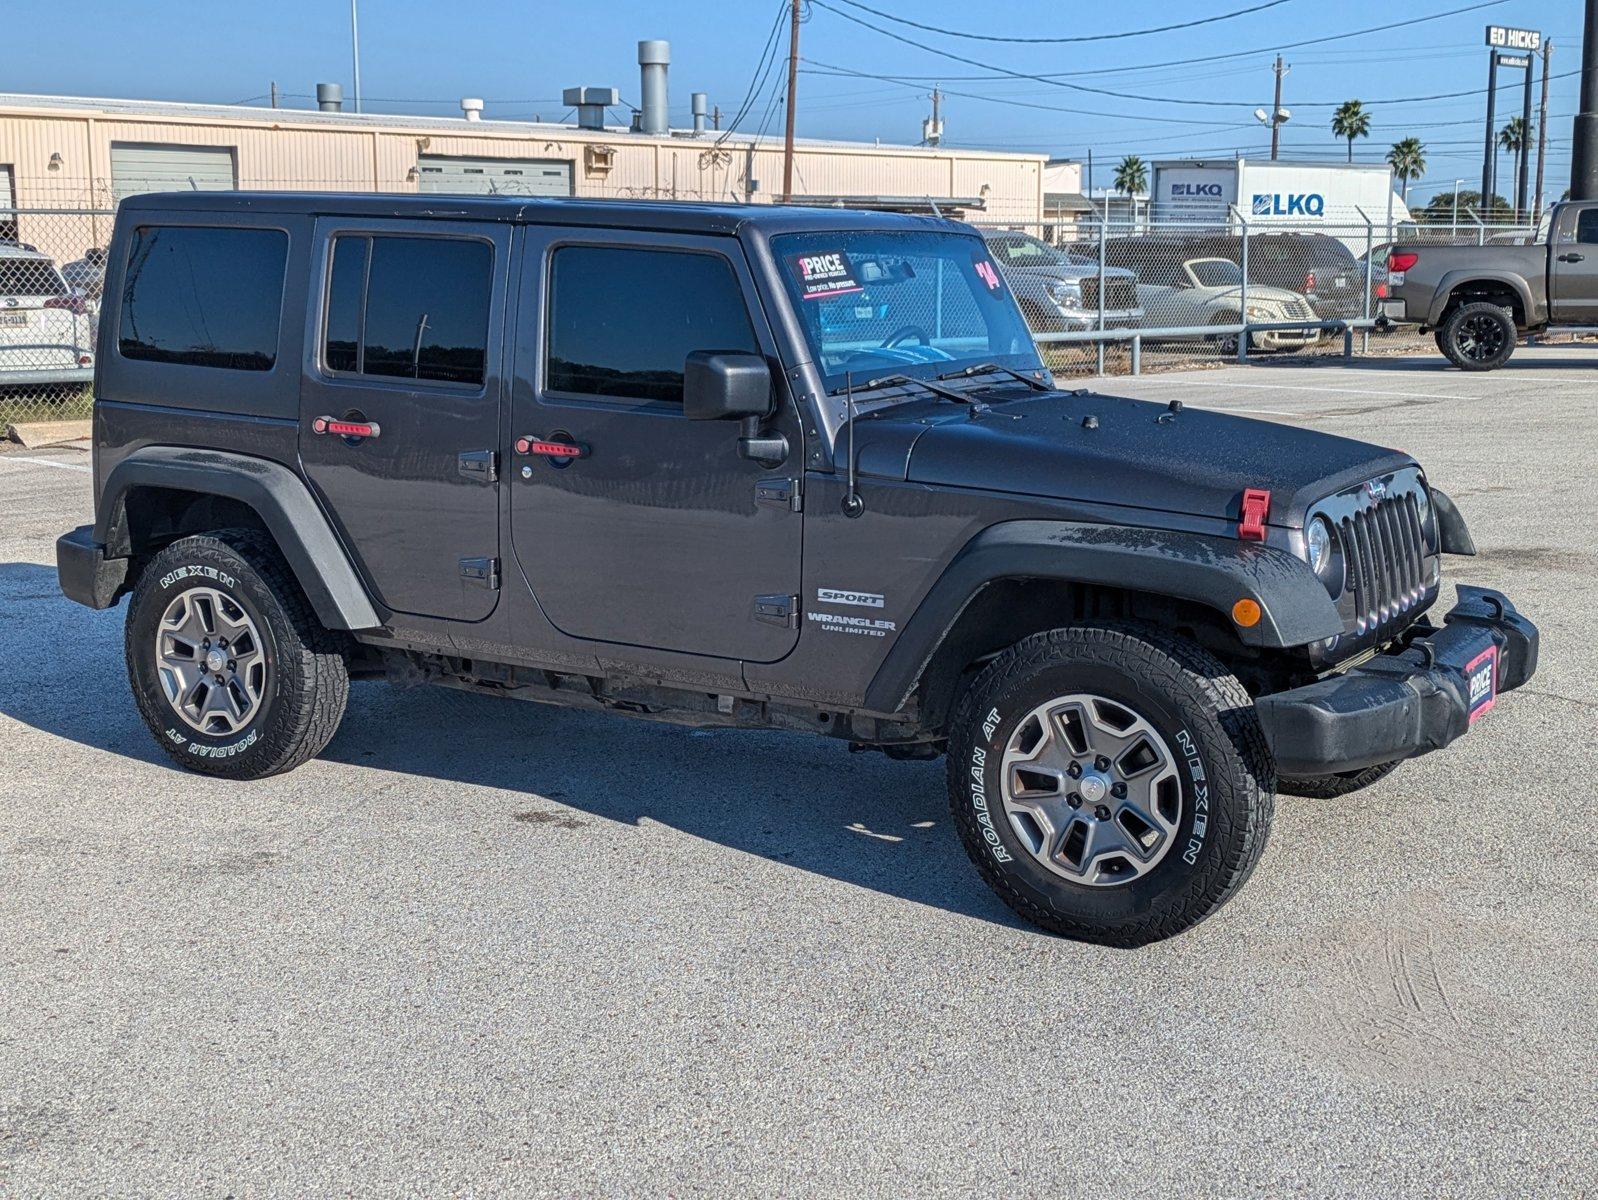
(1140, 257), (1322, 353)
(0, 243), (96, 387)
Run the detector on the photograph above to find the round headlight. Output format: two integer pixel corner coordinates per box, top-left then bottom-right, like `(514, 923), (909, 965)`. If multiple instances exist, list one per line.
(1306, 516), (1341, 592)
(1415, 485), (1432, 527)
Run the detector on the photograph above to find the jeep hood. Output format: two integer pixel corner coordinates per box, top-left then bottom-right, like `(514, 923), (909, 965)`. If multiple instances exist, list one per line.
(856, 388), (1413, 526)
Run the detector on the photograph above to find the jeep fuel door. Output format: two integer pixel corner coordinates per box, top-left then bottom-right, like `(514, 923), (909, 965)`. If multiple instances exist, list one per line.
(509, 232), (803, 663)
(300, 219), (511, 622)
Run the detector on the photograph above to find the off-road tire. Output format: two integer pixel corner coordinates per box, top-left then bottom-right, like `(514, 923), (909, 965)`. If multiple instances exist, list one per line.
(125, 529), (349, 780)
(947, 623), (1274, 947)
(1278, 759), (1402, 799)
(1438, 300), (1517, 371)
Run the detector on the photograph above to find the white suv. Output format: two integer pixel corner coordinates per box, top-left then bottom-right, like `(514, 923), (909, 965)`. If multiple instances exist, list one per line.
(0, 243), (96, 388)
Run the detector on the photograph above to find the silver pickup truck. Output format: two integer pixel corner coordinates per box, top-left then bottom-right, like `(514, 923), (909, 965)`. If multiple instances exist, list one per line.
(1382, 200), (1598, 370)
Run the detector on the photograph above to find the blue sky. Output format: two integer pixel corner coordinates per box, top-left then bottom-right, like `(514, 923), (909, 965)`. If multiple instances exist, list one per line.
(8, 0), (1584, 205)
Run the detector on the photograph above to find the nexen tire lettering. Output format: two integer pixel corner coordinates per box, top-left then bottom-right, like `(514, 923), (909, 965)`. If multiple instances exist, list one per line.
(1176, 729), (1209, 864)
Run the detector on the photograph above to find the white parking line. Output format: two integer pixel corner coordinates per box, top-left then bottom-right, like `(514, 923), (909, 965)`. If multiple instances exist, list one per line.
(1145, 378), (1467, 401)
(0, 455), (91, 474)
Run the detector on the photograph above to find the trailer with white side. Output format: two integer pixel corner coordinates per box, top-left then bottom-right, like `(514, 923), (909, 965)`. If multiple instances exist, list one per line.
(1151, 159), (1412, 250)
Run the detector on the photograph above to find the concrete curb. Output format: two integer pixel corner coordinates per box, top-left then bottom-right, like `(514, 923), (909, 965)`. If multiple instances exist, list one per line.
(5, 420), (93, 448)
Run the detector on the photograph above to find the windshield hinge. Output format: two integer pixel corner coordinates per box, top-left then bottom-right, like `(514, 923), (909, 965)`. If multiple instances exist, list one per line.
(755, 476), (803, 513)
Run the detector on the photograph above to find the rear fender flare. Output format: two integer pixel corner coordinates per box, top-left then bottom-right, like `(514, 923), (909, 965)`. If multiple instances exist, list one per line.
(96, 446), (383, 631)
(862, 520), (1342, 714)
(1429, 271), (1539, 328)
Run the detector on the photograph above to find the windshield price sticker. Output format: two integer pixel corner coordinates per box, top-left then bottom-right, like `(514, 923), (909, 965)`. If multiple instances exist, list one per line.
(972, 251), (1004, 293)
(789, 251), (863, 300)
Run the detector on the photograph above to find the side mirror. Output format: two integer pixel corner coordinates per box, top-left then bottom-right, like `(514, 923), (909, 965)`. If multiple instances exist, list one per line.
(684, 351), (772, 421)
(683, 350), (788, 466)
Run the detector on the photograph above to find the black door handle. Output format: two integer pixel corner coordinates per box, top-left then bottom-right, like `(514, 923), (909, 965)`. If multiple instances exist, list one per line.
(1559, 252), (1585, 262)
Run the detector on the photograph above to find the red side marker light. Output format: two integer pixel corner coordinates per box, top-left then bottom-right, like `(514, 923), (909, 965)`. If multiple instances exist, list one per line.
(1238, 488), (1271, 541)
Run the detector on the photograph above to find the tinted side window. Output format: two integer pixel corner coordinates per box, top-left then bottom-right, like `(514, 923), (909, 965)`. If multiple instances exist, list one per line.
(547, 246), (757, 403)
(119, 226), (287, 370)
(322, 234), (493, 386)
(1577, 208), (1598, 244)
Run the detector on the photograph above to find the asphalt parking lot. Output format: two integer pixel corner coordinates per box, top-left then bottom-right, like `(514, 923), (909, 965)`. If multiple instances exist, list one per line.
(2, 348), (1595, 1197)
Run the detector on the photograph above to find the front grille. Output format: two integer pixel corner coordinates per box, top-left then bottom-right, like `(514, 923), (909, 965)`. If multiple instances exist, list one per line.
(1082, 278), (1138, 312)
(1338, 492), (1428, 640)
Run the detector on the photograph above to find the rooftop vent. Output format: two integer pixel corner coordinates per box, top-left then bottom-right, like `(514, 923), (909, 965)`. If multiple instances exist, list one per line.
(460, 97), (484, 121)
(316, 82), (344, 113)
(638, 39), (670, 135)
(563, 86), (619, 132)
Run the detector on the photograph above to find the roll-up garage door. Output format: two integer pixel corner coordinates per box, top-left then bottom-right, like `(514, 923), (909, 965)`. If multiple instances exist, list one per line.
(416, 155), (572, 197)
(0, 164), (15, 241)
(110, 144), (237, 202)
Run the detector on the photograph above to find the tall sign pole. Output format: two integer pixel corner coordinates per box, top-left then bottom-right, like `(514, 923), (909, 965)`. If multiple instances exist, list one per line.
(1482, 50), (1499, 207)
(1484, 26), (1543, 215)
(1574, 0), (1598, 200)
(781, 0), (801, 203)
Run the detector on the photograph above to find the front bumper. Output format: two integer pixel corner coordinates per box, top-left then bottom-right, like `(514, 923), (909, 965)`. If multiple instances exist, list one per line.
(1255, 586), (1538, 776)
(57, 525), (128, 610)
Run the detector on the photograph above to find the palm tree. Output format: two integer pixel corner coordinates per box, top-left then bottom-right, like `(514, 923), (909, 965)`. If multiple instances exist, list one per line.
(1386, 137), (1427, 202)
(1498, 117), (1528, 215)
(1113, 155), (1148, 198)
(1331, 100), (1372, 162)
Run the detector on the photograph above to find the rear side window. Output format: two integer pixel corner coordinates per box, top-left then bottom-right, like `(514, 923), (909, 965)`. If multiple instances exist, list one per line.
(546, 246), (757, 403)
(322, 235), (493, 386)
(119, 226), (287, 370)
(1577, 208), (1598, 245)
(0, 258), (67, 298)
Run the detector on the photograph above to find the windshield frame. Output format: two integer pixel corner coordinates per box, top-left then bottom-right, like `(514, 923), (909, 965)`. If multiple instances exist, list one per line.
(768, 227), (1043, 400)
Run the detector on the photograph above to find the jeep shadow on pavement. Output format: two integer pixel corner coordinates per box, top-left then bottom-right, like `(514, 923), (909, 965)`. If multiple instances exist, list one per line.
(58, 193), (1539, 947)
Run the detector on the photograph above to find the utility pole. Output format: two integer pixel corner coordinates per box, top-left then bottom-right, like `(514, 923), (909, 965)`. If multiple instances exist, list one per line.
(269, 80), (278, 109)
(1535, 40), (1552, 218)
(923, 86), (942, 147)
(1482, 51), (1499, 209)
(1573, 0), (1598, 199)
(1270, 55), (1289, 160)
(713, 104), (722, 131)
(781, 0), (801, 203)
(1517, 50), (1534, 220)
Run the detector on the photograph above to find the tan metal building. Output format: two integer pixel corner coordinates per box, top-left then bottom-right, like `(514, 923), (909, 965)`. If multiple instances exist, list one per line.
(0, 92), (1046, 260)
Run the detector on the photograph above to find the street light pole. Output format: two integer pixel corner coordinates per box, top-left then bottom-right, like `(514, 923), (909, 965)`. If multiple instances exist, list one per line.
(1270, 55), (1289, 161)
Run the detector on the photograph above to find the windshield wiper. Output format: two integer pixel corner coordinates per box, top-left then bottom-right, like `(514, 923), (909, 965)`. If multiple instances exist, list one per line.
(937, 362), (1053, 392)
(826, 372), (987, 412)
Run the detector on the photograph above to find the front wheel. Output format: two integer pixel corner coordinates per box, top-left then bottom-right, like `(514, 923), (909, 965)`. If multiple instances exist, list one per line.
(125, 529), (350, 780)
(947, 624), (1274, 947)
(1438, 301), (1516, 371)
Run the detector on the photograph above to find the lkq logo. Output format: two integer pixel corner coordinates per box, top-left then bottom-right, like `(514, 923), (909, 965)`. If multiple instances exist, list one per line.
(1171, 183), (1223, 198)
(1252, 192), (1325, 217)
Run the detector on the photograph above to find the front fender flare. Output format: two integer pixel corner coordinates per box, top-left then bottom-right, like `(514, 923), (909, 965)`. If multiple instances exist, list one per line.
(862, 520), (1342, 714)
(97, 446), (383, 631)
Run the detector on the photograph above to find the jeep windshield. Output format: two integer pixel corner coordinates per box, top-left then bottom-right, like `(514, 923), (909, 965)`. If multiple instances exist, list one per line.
(771, 230), (1040, 395)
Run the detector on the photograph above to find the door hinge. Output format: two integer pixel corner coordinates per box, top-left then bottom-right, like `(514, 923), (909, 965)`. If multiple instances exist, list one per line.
(460, 556), (500, 590)
(754, 593), (799, 629)
(458, 449), (498, 484)
(755, 476), (803, 513)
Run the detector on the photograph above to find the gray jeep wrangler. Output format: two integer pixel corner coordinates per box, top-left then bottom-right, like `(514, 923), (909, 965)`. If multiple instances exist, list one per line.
(58, 193), (1538, 946)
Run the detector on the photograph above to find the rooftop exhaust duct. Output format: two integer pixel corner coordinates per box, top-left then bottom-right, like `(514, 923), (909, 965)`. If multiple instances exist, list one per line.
(563, 86), (619, 131)
(461, 97), (484, 121)
(638, 39), (670, 135)
(316, 83), (344, 112)
(691, 92), (708, 135)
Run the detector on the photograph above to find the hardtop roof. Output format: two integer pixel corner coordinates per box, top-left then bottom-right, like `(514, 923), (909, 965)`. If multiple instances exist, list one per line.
(117, 191), (975, 238)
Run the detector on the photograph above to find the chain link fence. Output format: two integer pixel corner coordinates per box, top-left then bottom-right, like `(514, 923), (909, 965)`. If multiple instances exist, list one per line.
(0, 185), (1546, 429)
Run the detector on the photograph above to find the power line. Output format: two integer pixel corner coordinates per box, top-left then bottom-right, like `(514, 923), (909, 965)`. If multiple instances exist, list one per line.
(825, 0), (1299, 44)
(805, 1), (1517, 84)
(715, 2), (789, 145)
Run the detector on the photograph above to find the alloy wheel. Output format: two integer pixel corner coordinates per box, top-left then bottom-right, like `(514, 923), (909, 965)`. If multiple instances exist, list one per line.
(154, 586), (268, 735)
(1000, 693), (1183, 887)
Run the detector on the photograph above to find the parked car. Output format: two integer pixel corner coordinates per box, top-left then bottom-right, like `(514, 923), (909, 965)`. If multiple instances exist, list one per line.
(982, 228), (1144, 332)
(1124, 252), (1321, 354)
(57, 192), (1540, 947)
(1106, 233), (1367, 321)
(1382, 199), (1598, 370)
(0, 243), (95, 387)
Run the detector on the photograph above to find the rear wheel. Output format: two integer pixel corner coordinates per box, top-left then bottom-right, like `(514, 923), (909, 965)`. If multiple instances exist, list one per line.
(946, 623), (1274, 947)
(125, 529), (349, 780)
(1438, 300), (1516, 371)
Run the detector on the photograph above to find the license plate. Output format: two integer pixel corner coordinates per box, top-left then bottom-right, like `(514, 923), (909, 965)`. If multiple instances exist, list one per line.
(0, 312), (28, 327)
(1465, 644), (1499, 725)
